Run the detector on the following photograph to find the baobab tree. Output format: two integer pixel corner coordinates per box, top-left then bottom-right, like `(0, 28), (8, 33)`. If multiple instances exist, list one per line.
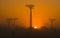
(6, 18), (13, 27)
(26, 4), (34, 30)
(6, 18), (19, 37)
(13, 18), (19, 26)
(49, 18), (56, 28)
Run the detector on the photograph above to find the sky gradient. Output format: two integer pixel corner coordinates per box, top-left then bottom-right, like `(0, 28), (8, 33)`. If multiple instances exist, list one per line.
(0, 0), (60, 29)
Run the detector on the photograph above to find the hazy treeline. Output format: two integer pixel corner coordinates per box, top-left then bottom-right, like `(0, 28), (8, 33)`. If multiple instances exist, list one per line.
(0, 24), (60, 38)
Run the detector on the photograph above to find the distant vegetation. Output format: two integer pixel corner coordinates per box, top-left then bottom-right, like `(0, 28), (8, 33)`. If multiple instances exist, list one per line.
(0, 24), (60, 38)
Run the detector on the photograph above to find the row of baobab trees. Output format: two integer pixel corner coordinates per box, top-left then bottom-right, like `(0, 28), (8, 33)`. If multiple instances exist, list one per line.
(0, 4), (56, 30)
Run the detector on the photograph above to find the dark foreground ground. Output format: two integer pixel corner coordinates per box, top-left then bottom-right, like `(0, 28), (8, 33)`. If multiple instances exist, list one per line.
(0, 25), (60, 38)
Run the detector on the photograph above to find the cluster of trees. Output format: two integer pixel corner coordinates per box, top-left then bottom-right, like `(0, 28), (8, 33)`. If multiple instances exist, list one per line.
(0, 24), (60, 38)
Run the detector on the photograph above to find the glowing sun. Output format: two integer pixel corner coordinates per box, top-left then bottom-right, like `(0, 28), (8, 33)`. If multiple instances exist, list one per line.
(34, 26), (38, 29)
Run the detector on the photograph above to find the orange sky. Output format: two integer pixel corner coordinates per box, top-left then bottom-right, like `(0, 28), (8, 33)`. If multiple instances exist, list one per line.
(0, 0), (60, 29)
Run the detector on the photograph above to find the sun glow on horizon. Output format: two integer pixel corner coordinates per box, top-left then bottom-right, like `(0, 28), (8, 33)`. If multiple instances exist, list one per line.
(32, 25), (43, 30)
(34, 26), (38, 29)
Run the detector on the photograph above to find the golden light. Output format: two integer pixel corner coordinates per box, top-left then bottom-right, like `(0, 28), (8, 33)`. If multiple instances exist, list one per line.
(33, 26), (38, 29)
(32, 25), (43, 30)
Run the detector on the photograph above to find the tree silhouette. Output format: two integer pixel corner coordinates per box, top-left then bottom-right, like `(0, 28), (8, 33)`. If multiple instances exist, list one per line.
(49, 18), (56, 29)
(26, 4), (34, 30)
